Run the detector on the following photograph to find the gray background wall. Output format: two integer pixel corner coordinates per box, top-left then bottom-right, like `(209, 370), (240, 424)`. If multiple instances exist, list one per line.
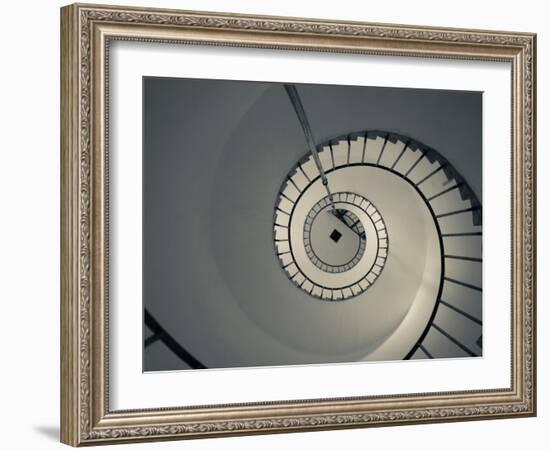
(143, 77), (481, 371)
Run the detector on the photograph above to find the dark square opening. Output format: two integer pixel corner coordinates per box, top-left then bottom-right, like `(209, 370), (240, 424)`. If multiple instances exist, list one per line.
(330, 229), (342, 243)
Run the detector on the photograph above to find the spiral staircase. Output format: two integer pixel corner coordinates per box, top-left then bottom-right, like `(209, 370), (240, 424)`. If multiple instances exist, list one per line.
(274, 131), (482, 360)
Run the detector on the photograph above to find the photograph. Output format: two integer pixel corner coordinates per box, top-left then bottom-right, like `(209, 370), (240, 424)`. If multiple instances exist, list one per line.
(143, 78), (483, 371)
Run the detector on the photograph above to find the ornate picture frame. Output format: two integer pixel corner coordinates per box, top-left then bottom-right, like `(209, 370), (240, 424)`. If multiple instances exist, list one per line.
(60, 3), (536, 446)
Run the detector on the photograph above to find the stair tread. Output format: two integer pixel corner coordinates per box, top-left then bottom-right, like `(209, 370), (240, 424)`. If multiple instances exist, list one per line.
(410, 348), (430, 360)
(434, 306), (482, 355)
(364, 135), (386, 164)
(288, 168), (309, 191)
(276, 196), (294, 214)
(274, 240), (290, 254)
(441, 282), (482, 319)
(445, 259), (482, 288)
(332, 140), (348, 167)
(418, 169), (457, 198)
(378, 140), (405, 168)
(318, 147), (334, 172)
(430, 188), (472, 215)
(438, 211), (482, 234)
(274, 209), (290, 227)
(407, 157), (441, 183)
(422, 326), (472, 358)
(443, 235), (482, 259)
(349, 137), (365, 164)
(394, 147), (422, 175)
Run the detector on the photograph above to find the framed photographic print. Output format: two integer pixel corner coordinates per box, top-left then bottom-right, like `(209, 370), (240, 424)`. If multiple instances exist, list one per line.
(60, 3), (537, 446)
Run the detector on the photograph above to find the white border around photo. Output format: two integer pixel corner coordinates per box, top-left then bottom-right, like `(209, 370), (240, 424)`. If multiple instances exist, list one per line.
(109, 41), (511, 411)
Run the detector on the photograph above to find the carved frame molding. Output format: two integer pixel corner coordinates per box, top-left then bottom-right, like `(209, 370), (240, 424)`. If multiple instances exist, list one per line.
(60, 3), (536, 446)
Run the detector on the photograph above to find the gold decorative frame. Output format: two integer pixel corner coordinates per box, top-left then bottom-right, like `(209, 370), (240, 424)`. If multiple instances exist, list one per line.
(60, 2), (537, 446)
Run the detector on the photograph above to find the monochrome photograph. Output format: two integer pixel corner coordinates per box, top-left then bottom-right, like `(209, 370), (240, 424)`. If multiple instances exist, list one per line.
(142, 78), (483, 371)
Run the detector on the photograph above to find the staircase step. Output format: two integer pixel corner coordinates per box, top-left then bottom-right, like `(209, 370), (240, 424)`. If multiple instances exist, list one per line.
(445, 259), (482, 289)
(276, 196), (294, 214)
(378, 140), (406, 169)
(429, 188), (471, 216)
(422, 326), (472, 358)
(274, 240), (290, 255)
(300, 158), (319, 181)
(364, 135), (386, 164)
(407, 157), (441, 184)
(274, 208), (290, 227)
(278, 252), (293, 266)
(438, 211), (482, 234)
(440, 282), (482, 319)
(332, 140), (349, 168)
(281, 179), (300, 201)
(273, 225), (288, 241)
(318, 146), (334, 172)
(288, 167), (310, 192)
(393, 147), (422, 175)
(418, 169), (458, 199)
(349, 137), (366, 164)
(433, 305), (481, 355)
(443, 235), (482, 259)
(293, 272), (306, 287)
